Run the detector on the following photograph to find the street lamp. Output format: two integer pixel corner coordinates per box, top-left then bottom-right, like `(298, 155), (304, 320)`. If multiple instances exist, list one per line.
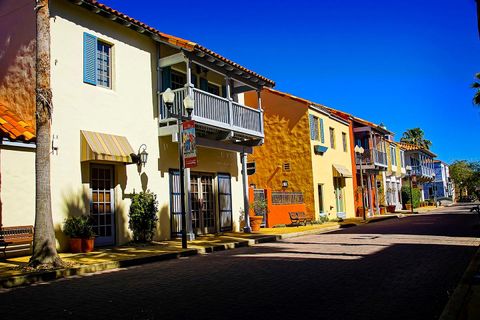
(162, 88), (195, 249)
(354, 145), (366, 221)
(406, 165), (414, 214)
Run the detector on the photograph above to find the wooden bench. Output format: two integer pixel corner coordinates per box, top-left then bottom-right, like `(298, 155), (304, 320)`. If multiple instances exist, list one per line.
(0, 225), (34, 258)
(289, 212), (312, 226)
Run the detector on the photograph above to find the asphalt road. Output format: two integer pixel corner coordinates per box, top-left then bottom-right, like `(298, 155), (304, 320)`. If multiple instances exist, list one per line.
(1, 205), (479, 320)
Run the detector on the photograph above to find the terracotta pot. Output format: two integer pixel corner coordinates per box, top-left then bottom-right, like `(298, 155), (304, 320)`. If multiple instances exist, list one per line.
(379, 207), (386, 215)
(249, 215), (263, 232)
(82, 238), (95, 253)
(70, 238), (82, 253)
(387, 205), (396, 213)
(405, 204), (412, 211)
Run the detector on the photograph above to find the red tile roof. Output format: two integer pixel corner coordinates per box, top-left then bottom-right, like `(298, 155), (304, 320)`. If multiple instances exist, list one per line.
(397, 142), (437, 157)
(0, 103), (35, 142)
(72, 0), (275, 87)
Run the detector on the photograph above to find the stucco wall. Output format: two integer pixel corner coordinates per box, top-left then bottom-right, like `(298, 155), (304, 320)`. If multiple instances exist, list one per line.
(1, 146), (35, 227)
(309, 109), (355, 219)
(244, 90), (315, 218)
(46, 1), (243, 249)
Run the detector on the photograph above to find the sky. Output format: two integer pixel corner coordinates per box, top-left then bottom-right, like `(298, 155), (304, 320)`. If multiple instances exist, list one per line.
(100, 0), (480, 164)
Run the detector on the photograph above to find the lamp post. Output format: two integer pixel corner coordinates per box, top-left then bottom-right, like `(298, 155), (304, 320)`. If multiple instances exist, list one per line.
(354, 145), (366, 221)
(406, 165), (414, 214)
(162, 88), (194, 249)
(432, 173), (437, 207)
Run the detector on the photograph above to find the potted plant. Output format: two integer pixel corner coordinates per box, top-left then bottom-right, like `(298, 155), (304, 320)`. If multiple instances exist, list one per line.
(387, 204), (396, 213)
(379, 205), (386, 215)
(249, 199), (267, 232)
(63, 215), (95, 253)
(405, 202), (412, 211)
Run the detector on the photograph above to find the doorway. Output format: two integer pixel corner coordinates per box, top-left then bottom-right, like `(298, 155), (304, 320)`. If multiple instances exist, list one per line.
(90, 165), (115, 246)
(190, 174), (216, 234)
(333, 177), (345, 214)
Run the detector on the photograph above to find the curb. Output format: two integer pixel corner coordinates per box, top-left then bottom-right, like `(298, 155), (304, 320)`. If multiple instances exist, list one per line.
(0, 215), (400, 289)
(439, 245), (480, 320)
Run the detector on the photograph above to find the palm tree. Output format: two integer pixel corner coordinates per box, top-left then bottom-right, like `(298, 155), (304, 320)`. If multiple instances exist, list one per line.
(29, 0), (63, 267)
(471, 73), (480, 106)
(400, 128), (432, 150)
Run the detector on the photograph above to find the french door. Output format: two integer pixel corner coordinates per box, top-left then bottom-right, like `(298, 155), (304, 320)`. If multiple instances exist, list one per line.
(90, 165), (115, 246)
(190, 174), (216, 234)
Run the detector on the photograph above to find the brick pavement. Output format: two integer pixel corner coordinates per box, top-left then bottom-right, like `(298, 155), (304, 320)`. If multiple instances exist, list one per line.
(0, 206), (478, 320)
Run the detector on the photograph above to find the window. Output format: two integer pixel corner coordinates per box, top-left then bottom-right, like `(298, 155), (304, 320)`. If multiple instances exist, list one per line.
(207, 83), (220, 96)
(83, 33), (112, 88)
(400, 150), (405, 168)
(329, 127), (335, 149)
(390, 145), (397, 166)
(342, 132), (347, 152)
(309, 115), (319, 140)
(171, 71), (185, 90)
(283, 162), (291, 172)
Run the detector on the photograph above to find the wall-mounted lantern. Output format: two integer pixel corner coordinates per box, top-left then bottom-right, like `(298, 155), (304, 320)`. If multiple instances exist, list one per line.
(282, 180), (288, 189)
(137, 144), (148, 167)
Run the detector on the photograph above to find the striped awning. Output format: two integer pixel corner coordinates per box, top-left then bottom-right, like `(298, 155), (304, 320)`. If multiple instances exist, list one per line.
(332, 164), (352, 178)
(81, 130), (135, 163)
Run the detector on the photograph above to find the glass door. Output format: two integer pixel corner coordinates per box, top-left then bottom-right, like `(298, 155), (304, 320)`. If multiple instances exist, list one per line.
(90, 165), (115, 246)
(190, 174), (216, 234)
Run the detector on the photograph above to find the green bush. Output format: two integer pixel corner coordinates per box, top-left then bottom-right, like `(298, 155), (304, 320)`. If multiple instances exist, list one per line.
(63, 215), (94, 238)
(401, 186), (421, 208)
(129, 190), (159, 242)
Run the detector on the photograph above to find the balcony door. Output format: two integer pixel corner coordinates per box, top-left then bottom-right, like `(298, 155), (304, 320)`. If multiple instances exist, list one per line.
(90, 165), (115, 246)
(190, 174), (216, 234)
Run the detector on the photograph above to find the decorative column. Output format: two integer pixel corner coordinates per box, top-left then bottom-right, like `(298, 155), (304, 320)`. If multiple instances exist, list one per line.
(241, 151), (251, 232)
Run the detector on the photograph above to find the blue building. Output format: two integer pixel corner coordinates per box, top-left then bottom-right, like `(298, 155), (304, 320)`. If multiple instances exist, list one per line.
(423, 160), (453, 200)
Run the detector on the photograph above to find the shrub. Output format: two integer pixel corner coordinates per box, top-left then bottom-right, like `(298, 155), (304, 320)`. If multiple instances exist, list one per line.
(401, 186), (421, 208)
(63, 215), (94, 238)
(129, 190), (159, 242)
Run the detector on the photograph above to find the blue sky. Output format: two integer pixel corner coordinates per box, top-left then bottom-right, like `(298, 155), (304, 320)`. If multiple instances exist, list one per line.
(101, 0), (480, 163)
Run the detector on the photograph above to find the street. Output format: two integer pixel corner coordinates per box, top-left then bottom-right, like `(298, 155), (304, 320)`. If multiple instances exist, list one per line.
(1, 206), (479, 320)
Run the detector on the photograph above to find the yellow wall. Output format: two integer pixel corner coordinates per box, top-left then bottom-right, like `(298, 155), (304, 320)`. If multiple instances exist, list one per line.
(309, 109), (355, 219)
(1, 146), (35, 227)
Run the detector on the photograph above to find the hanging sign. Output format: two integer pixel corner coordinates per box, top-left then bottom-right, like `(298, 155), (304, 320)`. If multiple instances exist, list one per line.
(182, 120), (197, 168)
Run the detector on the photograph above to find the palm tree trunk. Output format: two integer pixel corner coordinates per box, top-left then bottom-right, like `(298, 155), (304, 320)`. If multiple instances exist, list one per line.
(29, 0), (63, 267)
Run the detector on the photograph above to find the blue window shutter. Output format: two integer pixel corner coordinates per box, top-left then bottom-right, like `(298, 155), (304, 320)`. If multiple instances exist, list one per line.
(83, 33), (97, 85)
(162, 66), (171, 91)
(320, 118), (325, 143)
(200, 78), (208, 91)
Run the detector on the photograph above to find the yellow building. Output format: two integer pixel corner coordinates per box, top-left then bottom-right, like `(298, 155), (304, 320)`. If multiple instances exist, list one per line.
(0, 0), (274, 250)
(243, 89), (355, 221)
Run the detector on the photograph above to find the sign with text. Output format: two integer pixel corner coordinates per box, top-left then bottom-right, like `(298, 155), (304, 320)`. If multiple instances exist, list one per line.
(182, 120), (197, 168)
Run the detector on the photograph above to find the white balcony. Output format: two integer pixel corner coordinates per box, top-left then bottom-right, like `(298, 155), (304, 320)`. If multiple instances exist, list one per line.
(159, 87), (263, 144)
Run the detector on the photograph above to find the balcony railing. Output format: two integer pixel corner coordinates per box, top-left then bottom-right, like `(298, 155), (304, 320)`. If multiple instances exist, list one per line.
(411, 165), (435, 178)
(159, 87), (263, 138)
(357, 149), (388, 168)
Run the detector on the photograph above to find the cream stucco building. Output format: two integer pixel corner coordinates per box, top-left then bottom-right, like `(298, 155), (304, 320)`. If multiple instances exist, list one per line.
(0, 0), (274, 250)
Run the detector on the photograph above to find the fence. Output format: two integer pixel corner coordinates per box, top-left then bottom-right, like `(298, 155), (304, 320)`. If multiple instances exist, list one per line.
(271, 192), (304, 205)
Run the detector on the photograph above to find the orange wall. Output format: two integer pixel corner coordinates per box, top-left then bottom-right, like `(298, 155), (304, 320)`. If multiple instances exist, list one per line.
(0, 0), (36, 126)
(245, 90), (315, 219)
(249, 187), (307, 227)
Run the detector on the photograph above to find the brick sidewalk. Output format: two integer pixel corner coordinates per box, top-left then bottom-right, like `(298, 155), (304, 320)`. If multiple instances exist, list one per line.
(0, 215), (397, 288)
